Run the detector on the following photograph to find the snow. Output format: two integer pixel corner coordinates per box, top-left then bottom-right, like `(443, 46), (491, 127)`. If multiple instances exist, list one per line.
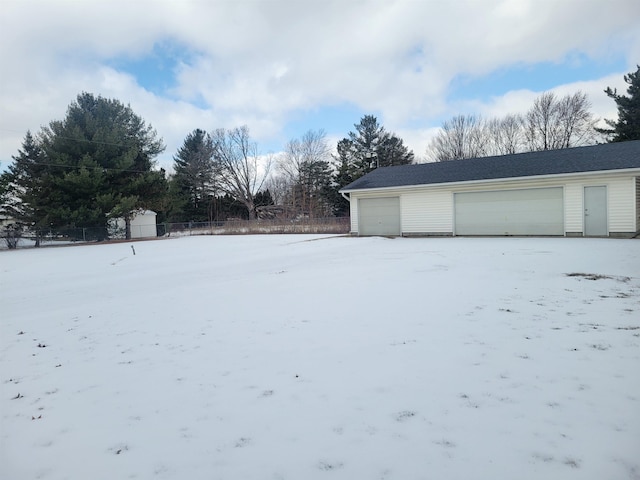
(1, 235), (639, 480)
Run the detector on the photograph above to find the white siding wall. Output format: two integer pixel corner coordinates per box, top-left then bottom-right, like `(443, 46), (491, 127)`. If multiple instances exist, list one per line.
(350, 200), (358, 233)
(607, 177), (636, 233)
(564, 183), (583, 234)
(565, 176), (635, 234)
(347, 171), (639, 236)
(636, 177), (640, 232)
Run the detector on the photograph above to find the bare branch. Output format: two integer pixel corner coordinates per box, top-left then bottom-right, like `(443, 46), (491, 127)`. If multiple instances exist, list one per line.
(211, 126), (271, 219)
(525, 91), (596, 151)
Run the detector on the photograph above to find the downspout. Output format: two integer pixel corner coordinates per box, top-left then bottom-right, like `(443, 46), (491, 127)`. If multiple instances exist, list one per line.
(340, 192), (353, 236)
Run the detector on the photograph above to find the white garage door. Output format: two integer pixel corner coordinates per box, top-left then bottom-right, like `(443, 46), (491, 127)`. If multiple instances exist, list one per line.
(359, 197), (401, 236)
(454, 188), (564, 236)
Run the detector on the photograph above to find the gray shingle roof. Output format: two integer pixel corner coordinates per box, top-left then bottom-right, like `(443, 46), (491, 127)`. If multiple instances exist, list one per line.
(340, 140), (640, 192)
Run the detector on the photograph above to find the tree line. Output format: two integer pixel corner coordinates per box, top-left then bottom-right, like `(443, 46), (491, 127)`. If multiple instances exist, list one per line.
(1, 66), (638, 245)
(428, 91), (597, 161)
(165, 114), (414, 223)
(428, 66), (639, 161)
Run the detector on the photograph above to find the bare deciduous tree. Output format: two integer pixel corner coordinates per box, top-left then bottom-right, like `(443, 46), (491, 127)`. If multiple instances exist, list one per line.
(524, 91), (597, 151)
(486, 114), (525, 156)
(263, 174), (288, 208)
(211, 126), (271, 219)
(278, 129), (332, 218)
(427, 114), (488, 161)
(427, 91), (597, 162)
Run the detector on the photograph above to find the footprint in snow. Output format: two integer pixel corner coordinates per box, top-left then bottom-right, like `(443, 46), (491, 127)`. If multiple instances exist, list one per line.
(395, 410), (416, 422)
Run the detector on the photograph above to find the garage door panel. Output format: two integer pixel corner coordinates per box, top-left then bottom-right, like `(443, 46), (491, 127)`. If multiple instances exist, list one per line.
(359, 197), (400, 236)
(455, 188), (564, 236)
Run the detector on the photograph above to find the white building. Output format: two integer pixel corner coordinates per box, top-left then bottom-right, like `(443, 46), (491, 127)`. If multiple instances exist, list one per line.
(110, 210), (158, 239)
(340, 141), (640, 237)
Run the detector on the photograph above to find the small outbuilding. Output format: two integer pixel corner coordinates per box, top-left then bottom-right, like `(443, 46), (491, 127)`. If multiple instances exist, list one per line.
(110, 210), (158, 239)
(129, 210), (158, 238)
(340, 140), (640, 237)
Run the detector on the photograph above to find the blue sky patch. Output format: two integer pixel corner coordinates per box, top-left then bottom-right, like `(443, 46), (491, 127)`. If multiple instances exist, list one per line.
(108, 41), (195, 96)
(450, 53), (627, 101)
(272, 103), (377, 151)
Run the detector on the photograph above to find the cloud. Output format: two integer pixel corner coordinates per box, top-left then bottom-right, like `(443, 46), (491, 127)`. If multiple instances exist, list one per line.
(1, 0), (639, 171)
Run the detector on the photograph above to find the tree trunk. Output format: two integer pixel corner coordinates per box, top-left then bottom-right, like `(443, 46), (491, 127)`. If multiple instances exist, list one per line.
(246, 199), (257, 219)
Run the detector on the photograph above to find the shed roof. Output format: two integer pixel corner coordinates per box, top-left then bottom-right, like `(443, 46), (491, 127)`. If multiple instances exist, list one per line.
(340, 140), (640, 192)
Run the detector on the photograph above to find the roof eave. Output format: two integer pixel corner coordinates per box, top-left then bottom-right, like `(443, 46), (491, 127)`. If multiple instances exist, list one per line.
(339, 167), (640, 193)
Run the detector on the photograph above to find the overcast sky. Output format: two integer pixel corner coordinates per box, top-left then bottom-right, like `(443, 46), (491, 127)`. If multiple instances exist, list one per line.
(1, 0), (639, 171)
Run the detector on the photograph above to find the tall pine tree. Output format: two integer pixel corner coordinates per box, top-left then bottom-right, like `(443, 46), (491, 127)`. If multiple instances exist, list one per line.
(169, 129), (215, 222)
(326, 139), (356, 217)
(599, 65), (640, 142)
(4, 93), (167, 240)
(327, 115), (414, 215)
(346, 115), (414, 176)
(1, 131), (49, 245)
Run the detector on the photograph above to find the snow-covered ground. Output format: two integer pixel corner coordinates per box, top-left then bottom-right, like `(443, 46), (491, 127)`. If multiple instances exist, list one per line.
(1, 235), (639, 480)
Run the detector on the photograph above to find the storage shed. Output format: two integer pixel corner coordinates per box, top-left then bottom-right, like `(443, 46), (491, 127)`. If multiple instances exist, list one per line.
(110, 210), (158, 239)
(130, 210), (157, 238)
(340, 140), (640, 237)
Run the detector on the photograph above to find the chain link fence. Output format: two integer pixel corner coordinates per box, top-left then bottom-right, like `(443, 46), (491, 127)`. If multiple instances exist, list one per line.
(1, 226), (110, 249)
(2, 217), (351, 249)
(161, 217), (350, 237)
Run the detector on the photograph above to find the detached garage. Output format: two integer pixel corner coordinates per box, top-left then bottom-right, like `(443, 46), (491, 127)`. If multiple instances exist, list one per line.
(340, 141), (640, 237)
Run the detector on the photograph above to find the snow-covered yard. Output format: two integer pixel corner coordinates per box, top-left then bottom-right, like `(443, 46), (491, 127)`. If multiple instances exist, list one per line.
(1, 235), (639, 480)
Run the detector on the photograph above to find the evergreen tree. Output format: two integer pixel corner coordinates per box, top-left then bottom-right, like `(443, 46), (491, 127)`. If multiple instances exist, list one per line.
(170, 129), (215, 221)
(5, 93), (167, 240)
(0, 170), (8, 209)
(254, 189), (274, 208)
(599, 65), (640, 142)
(377, 132), (415, 167)
(166, 177), (189, 222)
(326, 139), (355, 217)
(347, 115), (414, 176)
(327, 116), (414, 215)
(1, 131), (49, 245)
(348, 115), (383, 176)
(216, 193), (249, 220)
(298, 158), (333, 217)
